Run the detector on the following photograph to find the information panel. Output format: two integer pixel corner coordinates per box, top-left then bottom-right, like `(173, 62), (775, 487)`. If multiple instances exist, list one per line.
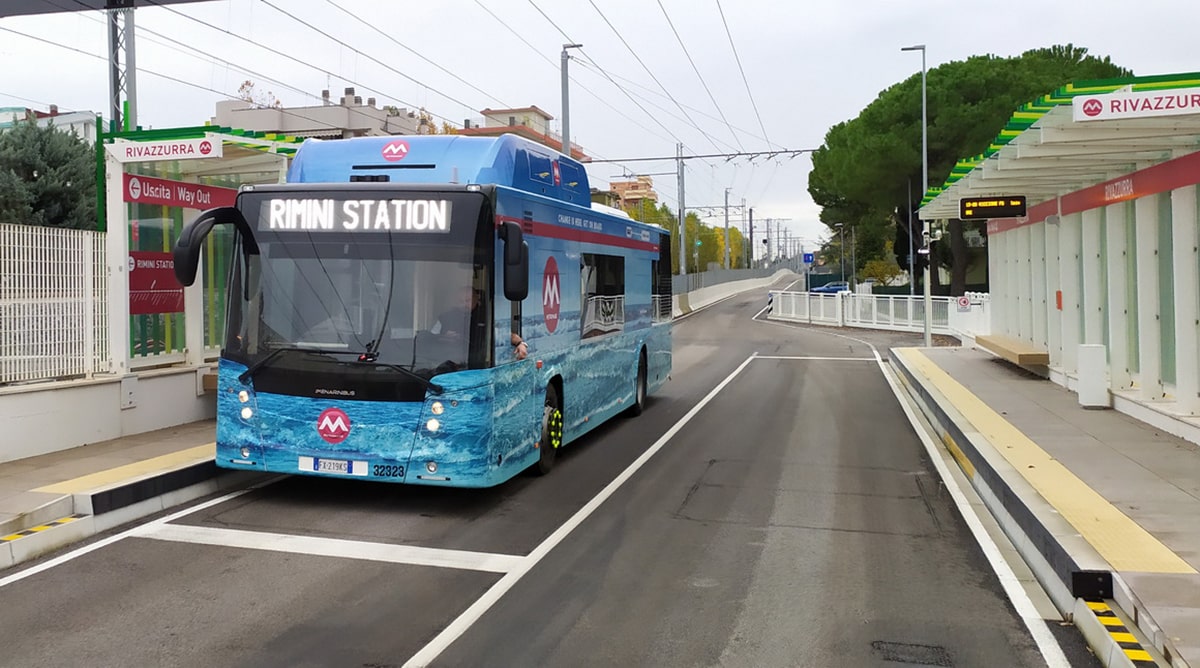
(960, 196), (1027, 220)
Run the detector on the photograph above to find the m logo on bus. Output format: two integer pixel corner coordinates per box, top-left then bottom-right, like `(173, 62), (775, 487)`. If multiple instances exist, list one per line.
(317, 407), (351, 444)
(381, 140), (410, 162)
(543, 256), (560, 333)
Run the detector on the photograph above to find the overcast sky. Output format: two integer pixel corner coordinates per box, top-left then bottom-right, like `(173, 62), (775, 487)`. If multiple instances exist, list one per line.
(2, 0), (1198, 247)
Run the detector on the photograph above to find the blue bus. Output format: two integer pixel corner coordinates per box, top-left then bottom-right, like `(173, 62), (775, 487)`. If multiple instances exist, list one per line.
(173, 134), (672, 487)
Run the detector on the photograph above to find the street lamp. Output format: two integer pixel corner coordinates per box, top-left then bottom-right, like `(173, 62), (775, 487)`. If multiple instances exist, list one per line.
(834, 222), (845, 283)
(902, 43), (932, 347)
(560, 43), (583, 155)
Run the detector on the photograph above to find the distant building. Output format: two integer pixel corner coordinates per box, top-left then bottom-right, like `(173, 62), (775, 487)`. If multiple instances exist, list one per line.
(211, 87), (424, 139)
(0, 105), (99, 143)
(458, 106), (589, 161)
(609, 175), (659, 213)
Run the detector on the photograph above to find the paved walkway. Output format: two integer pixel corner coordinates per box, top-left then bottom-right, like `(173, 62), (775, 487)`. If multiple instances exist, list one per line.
(2, 345), (1199, 666)
(894, 346), (1200, 668)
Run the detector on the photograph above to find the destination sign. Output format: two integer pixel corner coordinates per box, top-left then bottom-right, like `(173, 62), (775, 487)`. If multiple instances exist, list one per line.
(262, 198), (452, 232)
(960, 196), (1027, 220)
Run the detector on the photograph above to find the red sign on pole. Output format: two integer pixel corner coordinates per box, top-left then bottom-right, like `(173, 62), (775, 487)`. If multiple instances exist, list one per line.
(122, 173), (237, 209)
(128, 251), (184, 315)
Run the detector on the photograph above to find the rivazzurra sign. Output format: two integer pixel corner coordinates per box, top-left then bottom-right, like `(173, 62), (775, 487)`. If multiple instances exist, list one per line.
(106, 137), (223, 163)
(1073, 87), (1200, 122)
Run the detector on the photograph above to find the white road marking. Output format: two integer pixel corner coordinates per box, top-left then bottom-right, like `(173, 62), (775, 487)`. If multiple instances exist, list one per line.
(0, 479), (278, 589)
(752, 355), (876, 361)
(402, 354), (760, 668)
(131, 523), (523, 573)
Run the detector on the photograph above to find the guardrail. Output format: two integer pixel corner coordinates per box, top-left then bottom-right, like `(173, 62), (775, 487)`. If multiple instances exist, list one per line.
(767, 290), (991, 339)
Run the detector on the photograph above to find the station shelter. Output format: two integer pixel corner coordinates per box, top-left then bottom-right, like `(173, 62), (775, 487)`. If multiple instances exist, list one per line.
(920, 72), (1200, 439)
(102, 126), (303, 380)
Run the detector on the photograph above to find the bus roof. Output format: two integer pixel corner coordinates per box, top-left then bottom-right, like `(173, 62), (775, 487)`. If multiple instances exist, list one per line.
(287, 134), (593, 209)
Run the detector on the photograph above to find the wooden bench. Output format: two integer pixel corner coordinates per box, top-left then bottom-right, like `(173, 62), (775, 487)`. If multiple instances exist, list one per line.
(975, 334), (1050, 366)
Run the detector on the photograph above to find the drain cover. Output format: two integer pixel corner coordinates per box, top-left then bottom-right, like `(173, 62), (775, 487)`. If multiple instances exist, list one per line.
(871, 640), (953, 666)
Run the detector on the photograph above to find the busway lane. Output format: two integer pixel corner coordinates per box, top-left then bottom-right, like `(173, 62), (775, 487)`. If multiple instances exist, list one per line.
(0, 286), (801, 667)
(430, 330), (1100, 666)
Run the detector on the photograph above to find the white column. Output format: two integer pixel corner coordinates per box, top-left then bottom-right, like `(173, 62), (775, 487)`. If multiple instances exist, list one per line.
(1031, 221), (1048, 350)
(1171, 185), (1199, 413)
(104, 153), (131, 376)
(183, 205), (205, 368)
(1045, 217), (1063, 368)
(1016, 225), (1032, 341)
(1135, 194), (1163, 400)
(988, 230), (1005, 335)
(1105, 203), (1131, 390)
(1059, 213), (1082, 375)
(1081, 208), (1104, 344)
(1006, 228), (1019, 337)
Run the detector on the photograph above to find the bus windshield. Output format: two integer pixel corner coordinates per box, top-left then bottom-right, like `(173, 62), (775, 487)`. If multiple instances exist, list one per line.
(224, 190), (493, 387)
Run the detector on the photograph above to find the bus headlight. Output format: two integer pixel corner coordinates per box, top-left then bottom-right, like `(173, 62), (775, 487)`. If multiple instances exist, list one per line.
(426, 461), (438, 473)
(238, 390), (250, 403)
(240, 407), (253, 420)
(240, 447), (251, 459)
(426, 418), (441, 432)
(430, 401), (444, 415)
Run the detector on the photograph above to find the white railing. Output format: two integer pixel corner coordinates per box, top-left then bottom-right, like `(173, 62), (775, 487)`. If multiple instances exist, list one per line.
(768, 290), (991, 338)
(0, 224), (108, 384)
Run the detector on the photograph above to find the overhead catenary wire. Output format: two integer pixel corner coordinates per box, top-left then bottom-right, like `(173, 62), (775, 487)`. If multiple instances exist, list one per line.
(323, 0), (511, 110)
(0, 24), (432, 140)
(716, 0), (771, 150)
(137, 0), (464, 127)
(51, 0), (400, 132)
(656, 0), (743, 151)
(584, 0), (726, 155)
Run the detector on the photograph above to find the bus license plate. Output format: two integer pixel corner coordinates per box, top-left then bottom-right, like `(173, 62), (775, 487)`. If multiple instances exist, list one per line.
(314, 458), (348, 474)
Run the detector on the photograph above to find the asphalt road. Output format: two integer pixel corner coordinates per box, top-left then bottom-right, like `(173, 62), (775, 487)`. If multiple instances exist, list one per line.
(0, 282), (1100, 667)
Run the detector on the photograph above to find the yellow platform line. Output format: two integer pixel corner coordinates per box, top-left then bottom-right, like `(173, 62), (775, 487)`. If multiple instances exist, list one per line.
(897, 348), (1195, 575)
(34, 443), (216, 495)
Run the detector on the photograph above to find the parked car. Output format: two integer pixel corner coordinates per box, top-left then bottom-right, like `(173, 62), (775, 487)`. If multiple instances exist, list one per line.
(810, 281), (851, 294)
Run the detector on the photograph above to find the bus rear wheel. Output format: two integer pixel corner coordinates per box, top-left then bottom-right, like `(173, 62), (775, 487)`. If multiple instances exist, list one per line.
(625, 352), (647, 417)
(535, 384), (563, 476)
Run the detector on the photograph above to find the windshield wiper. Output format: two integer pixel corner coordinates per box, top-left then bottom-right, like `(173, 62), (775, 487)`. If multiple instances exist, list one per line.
(237, 345), (347, 383)
(357, 351), (444, 395)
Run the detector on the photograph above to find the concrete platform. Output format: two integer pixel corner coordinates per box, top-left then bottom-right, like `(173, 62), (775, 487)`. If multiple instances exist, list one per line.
(893, 346), (1200, 668)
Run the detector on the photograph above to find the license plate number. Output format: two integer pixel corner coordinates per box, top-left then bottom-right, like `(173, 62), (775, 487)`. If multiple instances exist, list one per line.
(314, 458), (348, 474)
(298, 456), (368, 476)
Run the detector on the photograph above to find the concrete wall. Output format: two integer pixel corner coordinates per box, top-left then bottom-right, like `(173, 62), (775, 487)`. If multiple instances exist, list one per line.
(0, 366), (215, 463)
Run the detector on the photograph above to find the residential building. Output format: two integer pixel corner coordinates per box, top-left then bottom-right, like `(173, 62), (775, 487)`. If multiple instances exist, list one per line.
(0, 105), (99, 142)
(211, 87), (423, 139)
(610, 175), (659, 214)
(458, 106), (589, 161)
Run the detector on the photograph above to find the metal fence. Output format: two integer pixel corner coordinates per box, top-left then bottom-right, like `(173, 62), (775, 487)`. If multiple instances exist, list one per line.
(0, 224), (108, 384)
(768, 291), (987, 337)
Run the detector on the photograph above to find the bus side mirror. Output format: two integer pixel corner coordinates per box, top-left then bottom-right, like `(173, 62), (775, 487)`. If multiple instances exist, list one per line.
(173, 206), (257, 286)
(499, 221), (528, 301)
(504, 242), (529, 301)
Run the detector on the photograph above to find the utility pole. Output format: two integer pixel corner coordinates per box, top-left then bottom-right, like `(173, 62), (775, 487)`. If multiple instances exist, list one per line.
(107, 1), (138, 130)
(748, 207), (754, 268)
(676, 142), (687, 276)
(560, 43), (583, 155)
(723, 187), (731, 270)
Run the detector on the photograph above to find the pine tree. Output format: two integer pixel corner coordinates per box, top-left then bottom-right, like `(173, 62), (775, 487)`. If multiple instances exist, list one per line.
(0, 118), (97, 229)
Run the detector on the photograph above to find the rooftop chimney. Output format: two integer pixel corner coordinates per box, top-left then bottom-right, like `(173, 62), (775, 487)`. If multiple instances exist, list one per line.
(321, 89), (330, 104)
(49, 104), (58, 116)
(367, 97), (376, 107)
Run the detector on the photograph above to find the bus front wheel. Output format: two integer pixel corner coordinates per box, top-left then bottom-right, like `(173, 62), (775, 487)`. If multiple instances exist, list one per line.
(535, 384), (563, 476)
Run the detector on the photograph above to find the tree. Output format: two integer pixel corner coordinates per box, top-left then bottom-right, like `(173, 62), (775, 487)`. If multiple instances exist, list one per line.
(0, 118), (97, 229)
(861, 259), (904, 286)
(808, 44), (1131, 294)
(237, 80), (282, 109)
